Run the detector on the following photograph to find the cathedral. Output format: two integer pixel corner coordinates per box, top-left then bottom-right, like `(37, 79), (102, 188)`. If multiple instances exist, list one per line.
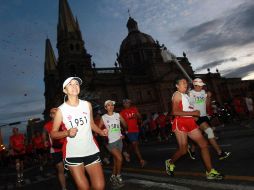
(44, 0), (254, 120)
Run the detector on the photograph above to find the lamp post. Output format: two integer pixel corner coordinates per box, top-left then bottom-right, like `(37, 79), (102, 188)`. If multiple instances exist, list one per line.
(161, 47), (192, 83)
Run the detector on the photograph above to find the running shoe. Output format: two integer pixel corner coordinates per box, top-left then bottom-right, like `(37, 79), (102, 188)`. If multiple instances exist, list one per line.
(20, 174), (24, 182)
(116, 175), (124, 187)
(110, 175), (121, 189)
(110, 175), (116, 183)
(187, 147), (196, 160)
(218, 151), (231, 160)
(17, 177), (21, 183)
(165, 159), (175, 176)
(206, 169), (224, 180)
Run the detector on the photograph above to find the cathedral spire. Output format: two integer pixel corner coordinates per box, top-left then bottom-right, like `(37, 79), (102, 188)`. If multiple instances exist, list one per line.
(44, 38), (57, 73)
(58, 0), (78, 33)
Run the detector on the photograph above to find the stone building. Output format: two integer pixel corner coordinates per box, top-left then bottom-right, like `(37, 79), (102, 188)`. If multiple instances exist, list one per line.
(44, 0), (254, 120)
(43, 0), (195, 120)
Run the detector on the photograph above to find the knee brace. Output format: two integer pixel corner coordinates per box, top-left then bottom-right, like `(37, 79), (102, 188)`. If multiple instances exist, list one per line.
(204, 128), (214, 139)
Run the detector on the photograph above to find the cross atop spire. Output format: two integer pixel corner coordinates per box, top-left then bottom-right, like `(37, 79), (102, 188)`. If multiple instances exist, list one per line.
(128, 9), (131, 17)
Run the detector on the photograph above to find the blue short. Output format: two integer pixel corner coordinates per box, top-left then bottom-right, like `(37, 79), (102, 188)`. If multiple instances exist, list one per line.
(126, 132), (139, 142)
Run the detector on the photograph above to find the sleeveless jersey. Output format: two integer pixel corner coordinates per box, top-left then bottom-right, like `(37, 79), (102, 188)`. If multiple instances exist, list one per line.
(102, 112), (122, 143)
(189, 89), (207, 117)
(59, 100), (99, 158)
(172, 91), (193, 117)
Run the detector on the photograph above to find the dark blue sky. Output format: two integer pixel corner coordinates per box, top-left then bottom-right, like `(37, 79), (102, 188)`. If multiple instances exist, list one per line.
(1, 0), (254, 129)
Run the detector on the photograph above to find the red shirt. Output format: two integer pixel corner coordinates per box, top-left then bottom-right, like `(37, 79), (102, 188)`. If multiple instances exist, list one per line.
(120, 107), (139, 133)
(10, 134), (25, 154)
(44, 121), (66, 153)
(32, 135), (45, 149)
(156, 114), (167, 128)
(149, 119), (157, 131)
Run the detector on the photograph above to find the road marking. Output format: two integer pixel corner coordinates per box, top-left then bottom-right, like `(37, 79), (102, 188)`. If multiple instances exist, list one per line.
(119, 167), (254, 182)
(126, 179), (191, 190)
(156, 144), (232, 151)
(105, 169), (254, 190)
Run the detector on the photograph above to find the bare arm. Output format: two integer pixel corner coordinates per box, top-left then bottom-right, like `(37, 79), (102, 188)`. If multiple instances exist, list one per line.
(50, 109), (72, 139)
(89, 102), (108, 136)
(172, 92), (200, 117)
(120, 115), (128, 130)
(206, 91), (212, 108)
(98, 118), (104, 129)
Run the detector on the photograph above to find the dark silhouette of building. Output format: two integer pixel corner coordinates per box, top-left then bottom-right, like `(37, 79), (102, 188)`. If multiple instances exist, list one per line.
(43, 0), (254, 120)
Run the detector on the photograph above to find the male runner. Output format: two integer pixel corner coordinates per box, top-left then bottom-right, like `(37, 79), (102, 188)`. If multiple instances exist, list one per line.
(188, 78), (231, 160)
(9, 127), (26, 183)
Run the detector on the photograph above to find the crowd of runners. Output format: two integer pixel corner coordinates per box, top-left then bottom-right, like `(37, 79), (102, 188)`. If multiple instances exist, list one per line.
(0, 76), (253, 190)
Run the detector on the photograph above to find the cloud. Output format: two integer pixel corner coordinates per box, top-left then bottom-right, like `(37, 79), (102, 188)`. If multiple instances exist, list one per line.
(223, 63), (254, 78)
(180, 1), (254, 51)
(195, 57), (237, 71)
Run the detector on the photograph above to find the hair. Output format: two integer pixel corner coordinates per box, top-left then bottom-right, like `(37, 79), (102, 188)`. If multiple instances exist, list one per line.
(174, 76), (187, 85)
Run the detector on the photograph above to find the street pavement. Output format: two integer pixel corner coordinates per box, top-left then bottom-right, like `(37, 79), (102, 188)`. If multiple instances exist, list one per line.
(1, 119), (254, 190)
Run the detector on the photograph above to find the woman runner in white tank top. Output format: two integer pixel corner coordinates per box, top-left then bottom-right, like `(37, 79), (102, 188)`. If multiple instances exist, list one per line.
(98, 100), (128, 188)
(50, 77), (108, 190)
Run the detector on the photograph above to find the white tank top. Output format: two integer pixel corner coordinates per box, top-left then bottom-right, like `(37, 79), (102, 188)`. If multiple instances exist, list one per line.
(189, 89), (207, 117)
(59, 100), (99, 158)
(172, 91), (193, 117)
(102, 112), (122, 143)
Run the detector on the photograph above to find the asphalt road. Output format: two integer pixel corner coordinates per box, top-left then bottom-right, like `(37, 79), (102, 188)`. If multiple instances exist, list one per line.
(1, 122), (254, 190)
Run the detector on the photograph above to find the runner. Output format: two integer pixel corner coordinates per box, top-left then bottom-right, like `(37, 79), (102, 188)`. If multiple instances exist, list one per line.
(188, 78), (231, 160)
(120, 99), (146, 168)
(156, 112), (168, 141)
(50, 77), (107, 190)
(165, 76), (223, 180)
(44, 108), (67, 190)
(9, 127), (26, 183)
(98, 100), (128, 188)
(245, 93), (254, 119)
(32, 130), (46, 171)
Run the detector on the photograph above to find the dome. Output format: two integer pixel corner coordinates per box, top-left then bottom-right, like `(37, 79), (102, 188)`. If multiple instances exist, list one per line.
(120, 31), (156, 52)
(120, 17), (157, 53)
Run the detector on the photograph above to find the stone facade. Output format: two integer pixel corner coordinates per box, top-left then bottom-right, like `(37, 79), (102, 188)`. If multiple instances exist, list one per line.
(43, 0), (254, 120)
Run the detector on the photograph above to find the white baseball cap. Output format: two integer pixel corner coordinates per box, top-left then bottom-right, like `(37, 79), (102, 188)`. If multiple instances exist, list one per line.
(104, 100), (115, 107)
(63, 77), (82, 90)
(193, 78), (205, 86)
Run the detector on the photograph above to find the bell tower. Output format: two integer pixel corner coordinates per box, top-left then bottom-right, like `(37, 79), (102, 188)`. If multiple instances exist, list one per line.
(57, 0), (93, 84)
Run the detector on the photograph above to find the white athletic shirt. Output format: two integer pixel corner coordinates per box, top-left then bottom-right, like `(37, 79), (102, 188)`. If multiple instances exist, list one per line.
(245, 97), (253, 111)
(59, 100), (99, 158)
(102, 112), (122, 143)
(172, 91), (193, 117)
(189, 89), (207, 117)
